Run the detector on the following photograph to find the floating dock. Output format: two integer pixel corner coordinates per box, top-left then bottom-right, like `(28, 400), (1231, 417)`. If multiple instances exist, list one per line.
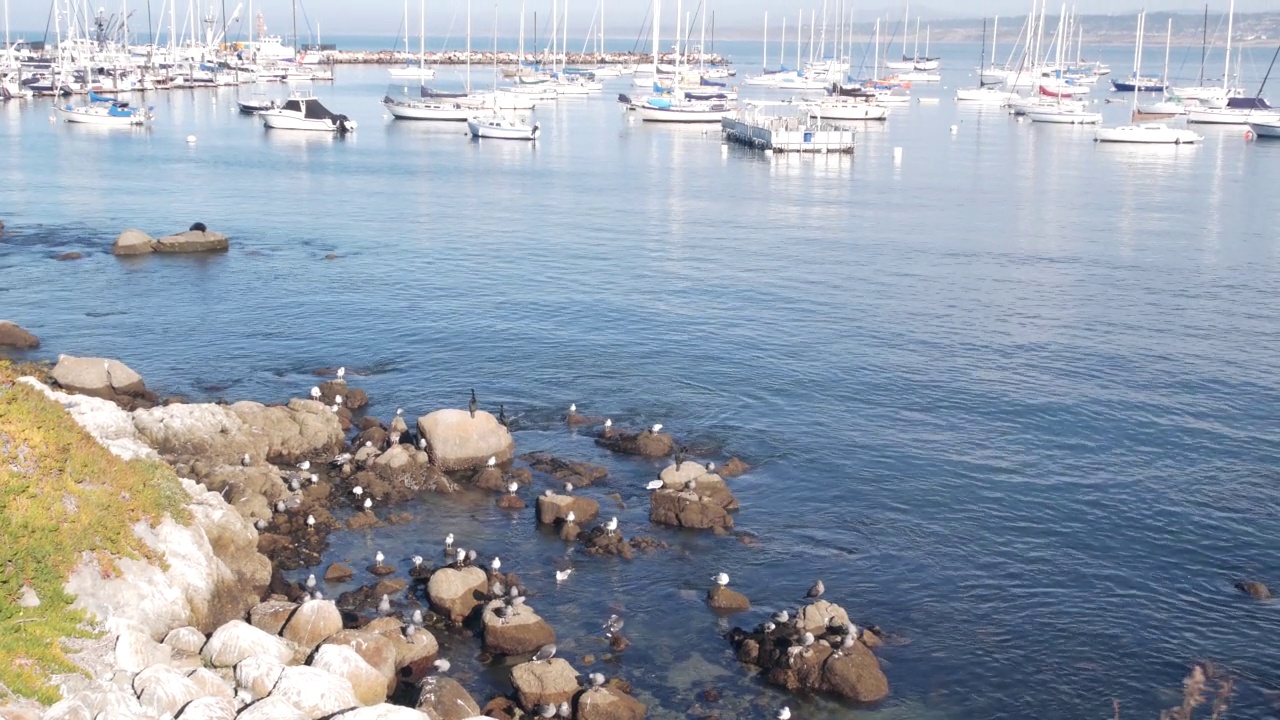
(721, 105), (856, 153)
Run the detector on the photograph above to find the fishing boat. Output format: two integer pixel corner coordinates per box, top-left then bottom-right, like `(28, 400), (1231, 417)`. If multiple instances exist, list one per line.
(54, 91), (153, 126)
(1095, 123), (1201, 144)
(467, 113), (540, 140)
(260, 91), (356, 132)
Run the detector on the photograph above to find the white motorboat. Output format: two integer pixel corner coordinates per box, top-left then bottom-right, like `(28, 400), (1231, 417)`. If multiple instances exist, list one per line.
(1187, 97), (1280, 125)
(467, 113), (540, 140)
(801, 97), (888, 120)
(260, 92), (356, 132)
(1026, 107), (1102, 124)
(1248, 119), (1280, 138)
(54, 92), (153, 126)
(1095, 123), (1202, 144)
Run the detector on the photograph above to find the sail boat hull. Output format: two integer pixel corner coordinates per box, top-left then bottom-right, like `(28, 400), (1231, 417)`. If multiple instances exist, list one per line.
(388, 67), (438, 79)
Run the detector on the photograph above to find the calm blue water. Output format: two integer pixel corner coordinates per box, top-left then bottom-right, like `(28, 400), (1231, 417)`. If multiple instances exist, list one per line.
(3, 41), (1280, 720)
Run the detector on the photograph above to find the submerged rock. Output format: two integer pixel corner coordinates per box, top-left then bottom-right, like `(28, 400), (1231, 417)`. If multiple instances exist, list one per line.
(0, 320), (39, 349)
(650, 489), (734, 531)
(522, 451), (609, 486)
(1236, 580), (1272, 600)
(416, 408), (515, 471)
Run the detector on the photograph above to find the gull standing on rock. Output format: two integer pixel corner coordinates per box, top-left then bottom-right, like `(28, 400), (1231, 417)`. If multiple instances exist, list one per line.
(604, 418), (612, 430)
(532, 643), (557, 663)
(363, 497), (373, 511)
(375, 551), (385, 568)
(806, 579), (825, 599)
(336, 366), (346, 381)
(432, 659), (450, 674)
(498, 404), (508, 427)
(605, 517), (618, 535)
(378, 594), (391, 613)
(306, 574), (316, 590)
(352, 486), (364, 499)
(310, 386), (321, 400)
(241, 453), (252, 467)
(507, 481), (519, 495)
(651, 423), (663, 434)
(557, 701), (571, 718)
(412, 555), (424, 569)
(412, 609), (424, 625)
(306, 514), (315, 528)
(588, 672), (606, 687)
(713, 572), (730, 587)
(565, 511), (576, 524)
(297, 460), (311, 471)
(487, 456), (497, 467)
(491, 557), (502, 572)
(445, 533), (455, 551)
(469, 389), (478, 418)
(564, 482), (574, 494)
(454, 548), (466, 567)
(309, 473), (319, 484)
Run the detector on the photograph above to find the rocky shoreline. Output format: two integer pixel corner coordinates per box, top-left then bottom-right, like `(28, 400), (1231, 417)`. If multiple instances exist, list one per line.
(0, 345), (901, 720)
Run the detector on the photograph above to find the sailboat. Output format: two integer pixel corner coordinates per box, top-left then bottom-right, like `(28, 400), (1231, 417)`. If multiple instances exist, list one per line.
(956, 18), (1013, 104)
(1110, 10), (1162, 92)
(389, 0), (437, 79)
(1185, 0), (1276, 123)
(54, 90), (154, 126)
(1135, 18), (1185, 116)
(1026, 3), (1100, 124)
(1096, 20), (1201, 146)
(1172, 3), (1243, 102)
(469, 0), (540, 140)
(636, 0), (733, 122)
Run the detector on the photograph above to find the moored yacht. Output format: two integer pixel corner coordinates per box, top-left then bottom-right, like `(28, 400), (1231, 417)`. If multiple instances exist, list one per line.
(260, 91), (355, 132)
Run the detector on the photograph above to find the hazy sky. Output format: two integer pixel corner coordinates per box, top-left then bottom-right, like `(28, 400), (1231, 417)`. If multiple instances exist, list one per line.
(7, 0), (1273, 37)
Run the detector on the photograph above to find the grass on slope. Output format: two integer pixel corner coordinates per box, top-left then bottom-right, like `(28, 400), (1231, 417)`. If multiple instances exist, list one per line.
(0, 360), (189, 703)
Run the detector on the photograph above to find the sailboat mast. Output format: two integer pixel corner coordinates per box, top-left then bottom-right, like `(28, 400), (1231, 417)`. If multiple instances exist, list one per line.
(808, 10), (814, 66)
(3, 0), (10, 60)
(698, 2), (705, 72)
(873, 18), (879, 81)
(561, 0), (567, 72)
(290, 0), (296, 62)
(780, 17), (784, 71)
(1198, 4), (1206, 87)
(1161, 17), (1170, 91)
(901, 4), (907, 60)
(418, 0), (424, 76)
(599, 0), (604, 60)
(649, 0), (659, 75)
(465, 0), (470, 91)
(991, 16), (998, 71)
(912, 17), (918, 61)
(518, 0), (524, 66)
(795, 12), (801, 70)
(1223, 0), (1233, 91)
(761, 12), (766, 72)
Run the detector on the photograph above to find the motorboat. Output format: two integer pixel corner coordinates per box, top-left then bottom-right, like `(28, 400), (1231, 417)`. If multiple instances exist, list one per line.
(467, 112), (540, 140)
(260, 92), (356, 132)
(53, 92), (153, 126)
(237, 96), (279, 114)
(1095, 123), (1201, 143)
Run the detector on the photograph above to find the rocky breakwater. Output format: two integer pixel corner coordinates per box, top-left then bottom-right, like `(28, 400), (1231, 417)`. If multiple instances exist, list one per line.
(112, 223), (230, 256)
(727, 591), (890, 704)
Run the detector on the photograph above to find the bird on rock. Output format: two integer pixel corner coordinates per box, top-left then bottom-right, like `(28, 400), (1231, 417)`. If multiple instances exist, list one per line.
(707, 461), (717, 471)
(806, 579), (825, 599)
(305, 574), (316, 590)
(498, 404), (508, 427)
(412, 555), (424, 569)
(306, 514), (316, 528)
(310, 386), (321, 400)
(432, 659), (450, 674)
(777, 707), (791, 720)
(773, 610), (790, 624)
(604, 418), (612, 429)
(605, 517), (618, 535)
(241, 453), (252, 467)
(336, 366), (346, 380)
(352, 486), (364, 498)
(375, 551), (385, 568)
(405, 623), (417, 639)
(588, 672), (606, 687)
(495, 604), (513, 624)
(487, 456), (497, 467)
(507, 481), (519, 494)
(564, 482), (573, 494)
(378, 594), (391, 614)
(309, 473), (319, 484)
(532, 644), (557, 662)
(466, 549), (477, 565)
(569, 403), (577, 415)
(412, 609), (424, 625)
(603, 614), (624, 637)
(363, 497), (373, 511)
(800, 631), (815, 647)
(651, 423), (663, 434)
(565, 511), (576, 524)
(468, 389), (478, 418)
(646, 479), (664, 490)
(454, 548), (466, 567)
(297, 460), (310, 471)
(445, 533), (455, 551)
(334, 395), (343, 407)
(713, 572), (730, 587)
(491, 556), (502, 572)
(557, 701), (571, 718)
(396, 407), (403, 417)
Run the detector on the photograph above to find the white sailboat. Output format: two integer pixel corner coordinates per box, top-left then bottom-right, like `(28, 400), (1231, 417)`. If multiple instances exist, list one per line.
(956, 18), (1013, 104)
(469, 1), (540, 140)
(637, 0), (733, 122)
(388, 0), (437, 79)
(1026, 4), (1099, 124)
(1186, 0), (1280, 124)
(1095, 123), (1201, 144)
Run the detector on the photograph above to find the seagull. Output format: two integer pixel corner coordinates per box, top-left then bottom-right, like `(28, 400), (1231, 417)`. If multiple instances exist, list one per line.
(405, 623), (417, 639)
(646, 479), (664, 491)
(309, 473), (318, 484)
(806, 579), (825, 599)
(309, 386), (321, 400)
(454, 548), (466, 566)
(412, 555), (424, 568)
(835, 632), (856, 656)
(763, 621), (777, 633)
(312, 591), (323, 600)
(555, 568), (573, 583)
(557, 701), (571, 718)
(468, 389), (477, 418)
(565, 511), (576, 524)
(536, 705), (556, 719)
(332, 452), (352, 465)
(532, 643), (557, 662)
(274, 500), (286, 513)
(336, 366), (346, 379)
(491, 581), (506, 597)
(432, 658), (450, 674)
(507, 481), (519, 494)
(466, 549), (477, 565)
(297, 460), (310, 471)
(491, 557), (502, 572)
(543, 489), (553, 498)
(603, 614), (624, 637)
(487, 456), (497, 467)
(563, 482), (573, 494)
(363, 497), (373, 511)
(412, 609), (424, 625)
(445, 533), (455, 551)
(495, 604), (513, 624)
(254, 519), (267, 531)
(396, 408), (403, 416)
(707, 461), (716, 471)
(329, 404), (340, 413)
(604, 418), (612, 429)
(651, 423), (663, 433)
(800, 631), (815, 647)
(352, 486), (364, 498)
(713, 572), (730, 587)
(305, 574), (316, 589)
(569, 403), (577, 414)
(605, 517), (618, 535)
(777, 707), (791, 720)
(306, 514), (316, 528)
(588, 672), (606, 687)
(375, 551), (385, 567)
(418, 438), (427, 450)
(773, 610), (790, 624)
(334, 395), (343, 406)
(378, 594), (391, 613)
(240, 453), (252, 467)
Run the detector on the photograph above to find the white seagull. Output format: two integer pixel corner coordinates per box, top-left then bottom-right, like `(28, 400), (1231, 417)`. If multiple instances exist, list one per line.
(605, 517), (618, 535)
(334, 395), (343, 406)
(363, 497), (373, 511)
(713, 572), (730, 587)
(445, 533), (455, 550)
(646, 479), (664, 490)
(777, 707), (791, 720)
(491, 557), (502, 572)
(306, 514), (316, 528)
(604, 418), (612, 429)
(507, 481), (519, 494)
(375, 551), (385, 567)
(378, 594), (391, 613)
(651, 423), (663, 433)
(565, 511), (576, 524)
(309, 386), (321, 400)
(412, 555), (424, 568)
(305, 574), (316, 589)
(352, 486), (364, 498)
(555, 568), (573, 583)
(487, 456), (497, 467)
(569, 403), (577, 414)
(336, 366), (346, 379)
(297, 460), (310, 471)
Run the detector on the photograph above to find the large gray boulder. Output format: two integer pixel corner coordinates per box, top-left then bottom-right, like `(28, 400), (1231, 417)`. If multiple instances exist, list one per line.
(426, 566), (488, 623)
(416, 409), (514, 471)
(510, 658), (579, 710)
(152, 229), (229, 253)
(50, 355), (149, 401)
(310, 643), (388, 706)
(0, 320), (39, 348)
(201, 620), (295, 668)
(270, 665), (360, 720)
(414, 676), (481, 720)
(481, 600), (556, 656)
(112, 228), (156, 255)
(132, 399), (344, 466)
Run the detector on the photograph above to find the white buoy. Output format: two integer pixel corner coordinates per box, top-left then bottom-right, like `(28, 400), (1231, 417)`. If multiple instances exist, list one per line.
(950, 124), (958, 134)
(892, 146), (903, 164)
(186, 135), (197, 144)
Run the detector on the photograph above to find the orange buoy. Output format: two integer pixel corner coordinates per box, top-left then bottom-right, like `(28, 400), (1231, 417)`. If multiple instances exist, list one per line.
(1245, 130), (1255, 140)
